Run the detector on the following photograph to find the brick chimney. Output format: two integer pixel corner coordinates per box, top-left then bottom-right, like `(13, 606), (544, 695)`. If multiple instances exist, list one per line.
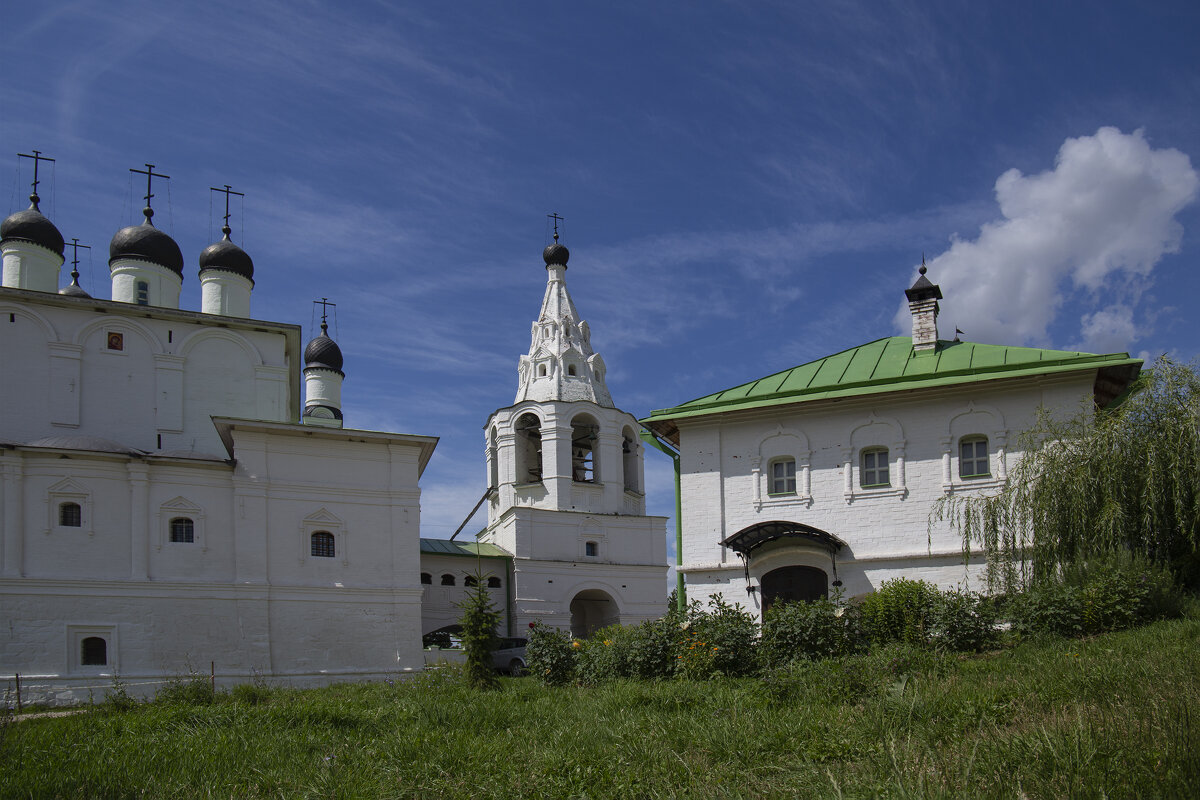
(905, 264), (943, 352)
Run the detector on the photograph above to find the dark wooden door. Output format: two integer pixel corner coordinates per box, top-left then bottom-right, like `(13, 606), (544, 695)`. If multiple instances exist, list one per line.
(761, 565), (827, 615)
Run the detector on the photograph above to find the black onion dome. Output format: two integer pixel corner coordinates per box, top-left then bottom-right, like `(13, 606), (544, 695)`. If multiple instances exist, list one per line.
(198, 233), (254, 283)
(542, 242), (570, 266)
(109, 220), (184, 275)
(304, 332), (344, 372)
(1, 205), (65, 257)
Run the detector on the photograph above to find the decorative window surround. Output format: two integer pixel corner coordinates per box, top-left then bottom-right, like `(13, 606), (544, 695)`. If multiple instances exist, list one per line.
(45, 478), (94, 537)
(843, 442), (908, 504)
(299, 508), (348, 566)
(941, 433), (1008, 495)
(752, 454), (812, 511)
(157, 496), (206, 551)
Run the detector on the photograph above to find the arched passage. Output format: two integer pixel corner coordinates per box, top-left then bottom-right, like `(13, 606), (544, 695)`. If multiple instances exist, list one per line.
(569, 589), (619, 638)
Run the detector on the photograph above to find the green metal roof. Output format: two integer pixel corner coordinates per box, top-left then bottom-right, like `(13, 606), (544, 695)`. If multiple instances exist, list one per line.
(419, 538), (511, 559)
(644, 337), (1141, 435)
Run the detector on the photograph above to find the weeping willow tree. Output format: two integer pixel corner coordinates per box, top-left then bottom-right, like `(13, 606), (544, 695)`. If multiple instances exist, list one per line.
(933, 357), (1200, 592)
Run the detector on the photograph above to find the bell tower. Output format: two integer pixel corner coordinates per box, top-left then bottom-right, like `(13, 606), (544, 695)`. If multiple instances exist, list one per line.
(479, 222), (667, 635)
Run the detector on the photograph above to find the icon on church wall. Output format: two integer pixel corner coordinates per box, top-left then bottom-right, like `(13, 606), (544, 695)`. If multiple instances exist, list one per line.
(106, 332), (124, 351)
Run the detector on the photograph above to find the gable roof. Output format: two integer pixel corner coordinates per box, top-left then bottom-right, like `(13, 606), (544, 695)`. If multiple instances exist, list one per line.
(643, 337), (1141, 441)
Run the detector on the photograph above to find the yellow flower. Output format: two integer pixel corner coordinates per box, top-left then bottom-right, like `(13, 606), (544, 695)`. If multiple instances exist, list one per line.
(571, 640), (581, 648)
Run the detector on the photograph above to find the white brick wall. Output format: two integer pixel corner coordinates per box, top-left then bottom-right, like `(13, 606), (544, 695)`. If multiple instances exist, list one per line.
(676, 373), (1098, 619)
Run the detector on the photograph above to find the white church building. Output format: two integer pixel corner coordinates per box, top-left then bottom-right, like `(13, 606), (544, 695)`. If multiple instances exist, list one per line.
(642, 266), (1141, 620)
(1, 160), (666, 703)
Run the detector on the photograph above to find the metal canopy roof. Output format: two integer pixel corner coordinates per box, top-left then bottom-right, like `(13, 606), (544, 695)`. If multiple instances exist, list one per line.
(721, 521), (846, 558)
(643, 337), (1142, 442)
(419, 538), (511, 558)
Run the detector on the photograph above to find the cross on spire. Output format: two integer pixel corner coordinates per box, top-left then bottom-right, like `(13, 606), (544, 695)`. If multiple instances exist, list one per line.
(210, 184), (245, 238)
(548, 212), (563, 243)
(66, 238), (91, 287)
(18, 150), (55, 209)
(314, 297), (336, 336)
(129, 163), (170, 224)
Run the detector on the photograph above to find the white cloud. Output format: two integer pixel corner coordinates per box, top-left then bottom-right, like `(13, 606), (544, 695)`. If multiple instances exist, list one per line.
(1074, 305), (1139, 354)
(895, 128), (1198, 349)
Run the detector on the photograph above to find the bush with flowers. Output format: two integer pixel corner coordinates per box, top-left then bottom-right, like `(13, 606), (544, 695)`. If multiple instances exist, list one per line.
(525, 622), (577, 686)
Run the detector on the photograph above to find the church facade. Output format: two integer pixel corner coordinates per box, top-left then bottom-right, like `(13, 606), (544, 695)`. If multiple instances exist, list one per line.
(1, 174), (436, 704)
(643, 269), (1141, 619)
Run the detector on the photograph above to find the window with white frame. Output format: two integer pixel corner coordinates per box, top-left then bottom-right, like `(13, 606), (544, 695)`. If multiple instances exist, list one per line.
(860, 448), (890, 488)
(769, 458), (797, 495)
(959, 436), (990, 479)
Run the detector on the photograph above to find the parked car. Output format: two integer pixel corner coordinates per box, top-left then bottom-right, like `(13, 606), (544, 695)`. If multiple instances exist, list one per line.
(491, 637), (527, 675)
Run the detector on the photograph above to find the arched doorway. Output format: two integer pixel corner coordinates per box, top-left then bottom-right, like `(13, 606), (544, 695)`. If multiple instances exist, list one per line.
(761, 565), (828, 616)
(569, 589), (619, 638)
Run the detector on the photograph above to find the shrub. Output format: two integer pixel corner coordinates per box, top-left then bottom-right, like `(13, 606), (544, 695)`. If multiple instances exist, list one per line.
(102, 674), (138, 712)
(526, 622), (577, 686)
(626, 617), (680, 679)
(1011, 554), (1184, 638)
(860, 578), (940, 646)
(760, 593), (864, 667)
(678, 595), (759, 678)
(575, 624), (638, 685)
(929, 587), (999, 652)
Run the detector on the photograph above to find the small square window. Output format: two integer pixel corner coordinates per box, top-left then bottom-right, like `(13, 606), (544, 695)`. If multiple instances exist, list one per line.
(59, 502), (82, 527)
(585, 541), (598, 557)
(310, 531), (335, 557)
(769, 459), (797, 495)
(169, 517), (194, 543)
(81, 636), (107, 666)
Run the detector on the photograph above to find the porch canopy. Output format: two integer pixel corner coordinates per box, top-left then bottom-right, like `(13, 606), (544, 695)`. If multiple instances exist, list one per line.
(721, 521), (846, 559)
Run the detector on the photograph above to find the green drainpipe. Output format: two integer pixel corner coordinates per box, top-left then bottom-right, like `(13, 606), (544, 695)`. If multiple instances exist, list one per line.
(640, 427), (685, 615)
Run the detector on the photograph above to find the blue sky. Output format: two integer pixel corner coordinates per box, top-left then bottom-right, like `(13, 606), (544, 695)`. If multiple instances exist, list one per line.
(4, 1), (1200, 553)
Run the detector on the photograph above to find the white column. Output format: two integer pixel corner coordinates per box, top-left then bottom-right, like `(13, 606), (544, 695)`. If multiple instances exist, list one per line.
(128, 462), (150, 579)
(2, 453), (24, 577)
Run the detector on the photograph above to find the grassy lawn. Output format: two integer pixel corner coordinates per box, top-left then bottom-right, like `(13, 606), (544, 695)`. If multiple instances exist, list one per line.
(3, 616), (1199, 799)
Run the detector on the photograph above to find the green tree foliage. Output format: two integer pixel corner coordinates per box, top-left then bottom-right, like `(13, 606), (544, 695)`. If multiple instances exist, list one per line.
(456, 572), (501, 690)
(935, 357), (1200, 591)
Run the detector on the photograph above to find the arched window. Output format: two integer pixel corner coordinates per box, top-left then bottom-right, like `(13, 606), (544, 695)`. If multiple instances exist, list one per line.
(959, 436), (990, 479)
(136, 280), (149, 306)
(769, 458), (797, 495)
(567, 364), (577, 376)
(310, 531), (335, 558)
(487, 576), (501, 588)
(81, 636), (107, 666)
(465, 575), (478, 587)
(420, 572), (432, 585)
(169, 517), (194, 543)
(585, 541), (599, 557)
(515, 413), (542, 484)
(538, 364), (547, 377)
(860, 448), (890, 488)
(571, 414), (599, 483)
(441, 574), (455, 586)
(622, 429), (639, 493)
(59, 502), (82, 527)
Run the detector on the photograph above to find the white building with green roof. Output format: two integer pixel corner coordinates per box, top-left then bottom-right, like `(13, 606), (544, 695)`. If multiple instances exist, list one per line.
(642, 268), (1140, 617)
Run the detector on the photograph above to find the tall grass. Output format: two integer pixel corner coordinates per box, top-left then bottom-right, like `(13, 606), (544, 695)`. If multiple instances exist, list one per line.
(3, 615), (1198, 798)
